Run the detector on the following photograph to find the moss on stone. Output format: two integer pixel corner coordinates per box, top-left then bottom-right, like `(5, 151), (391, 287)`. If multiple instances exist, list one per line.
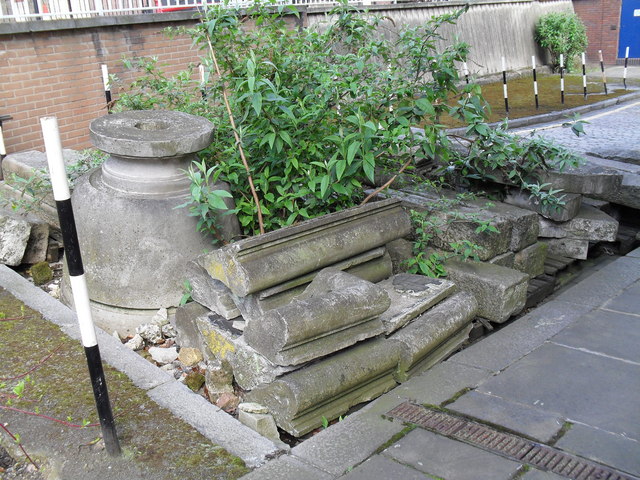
(29, 261), (53, 285)
(185, 372), (205, 392)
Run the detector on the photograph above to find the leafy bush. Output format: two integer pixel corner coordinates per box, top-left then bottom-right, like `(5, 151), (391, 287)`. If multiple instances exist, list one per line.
(535, 12), (588, 72)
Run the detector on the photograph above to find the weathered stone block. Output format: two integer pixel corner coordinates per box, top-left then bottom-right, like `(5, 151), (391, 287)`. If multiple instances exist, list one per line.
(22, 220), (49, 264)
(196, 313), (242, 365)
(542, 238), (589, 260)
(244, 269), (389, 366)
(202, 198), (412, 297)
(187, 258), (240, 320)
(386, 238), (414, 274)
(488, 251), (515, 268)
(504, 189), (583, 222)
(388, 291), (477, 382)
(238, 405), (281, 444)
(444, 260), (529, 323)
(227, 336), (299, 390)
(377, 274), (456, 334)
(538, 161), (623, 195)
(246, 338), (400, 436)
(174, 302), (211, 353)
(513, 242), (548, 278)
(470, 199), (540, 252)
(0, 213), (31, 266)
(538, 205), (618, 242)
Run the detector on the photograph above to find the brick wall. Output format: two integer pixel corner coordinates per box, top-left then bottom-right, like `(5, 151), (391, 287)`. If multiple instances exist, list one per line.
(0, 18), (200, 154)
(572, 0), (622, 64)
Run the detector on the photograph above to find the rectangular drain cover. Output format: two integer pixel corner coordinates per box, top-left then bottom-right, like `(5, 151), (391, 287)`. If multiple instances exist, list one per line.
(387, 402), (637, 480)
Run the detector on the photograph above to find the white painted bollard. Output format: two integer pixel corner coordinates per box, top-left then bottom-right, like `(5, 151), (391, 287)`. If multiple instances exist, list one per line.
(40, 116), (121, 457)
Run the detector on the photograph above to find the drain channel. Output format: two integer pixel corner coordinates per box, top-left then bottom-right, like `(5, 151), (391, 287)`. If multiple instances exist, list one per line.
(387, 402), (637, 480)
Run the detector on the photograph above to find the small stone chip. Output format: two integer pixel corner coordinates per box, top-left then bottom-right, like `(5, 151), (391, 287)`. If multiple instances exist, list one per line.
(178, 347), (204, 366)
(393, 273), (442, 294)
(238, 402), (269, 414)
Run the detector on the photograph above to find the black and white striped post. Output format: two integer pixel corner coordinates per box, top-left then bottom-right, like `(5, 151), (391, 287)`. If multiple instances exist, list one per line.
(501, 56), (509, 115)
(581, 52), (587, 99)
(623, 47), (630, 90)
(101, 64), (112, 113)
(532, 55), (539, 110)
(598, 50), (608, 95)
(199, 64), (207, 99)
(40, 116), (121, 458)
(462, 61), (469, 85)
(559, 54), (565, 105)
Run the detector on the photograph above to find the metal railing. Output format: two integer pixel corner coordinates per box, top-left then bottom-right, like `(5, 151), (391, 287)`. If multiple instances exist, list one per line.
(0, 0), (408, 22)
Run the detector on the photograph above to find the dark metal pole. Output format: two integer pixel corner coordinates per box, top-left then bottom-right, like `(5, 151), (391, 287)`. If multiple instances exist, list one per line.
(40, 116), (121, 457)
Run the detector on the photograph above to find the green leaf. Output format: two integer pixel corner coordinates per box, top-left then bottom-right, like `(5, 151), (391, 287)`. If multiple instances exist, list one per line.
(363, 152), (375, 183)
(320, 175), (330, 198)
(346, 141), (361, 165)
(251, 93), (262, 116)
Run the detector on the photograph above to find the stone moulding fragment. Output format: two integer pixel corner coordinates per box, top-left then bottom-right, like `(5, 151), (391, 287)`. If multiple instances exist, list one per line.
(246, 337), (401, 436)
(202, 198), (412, 297)
(244, 269), (390, 366)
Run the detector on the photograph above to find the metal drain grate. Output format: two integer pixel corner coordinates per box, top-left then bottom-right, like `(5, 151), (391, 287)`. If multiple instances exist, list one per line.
(387, 402), (637, 480)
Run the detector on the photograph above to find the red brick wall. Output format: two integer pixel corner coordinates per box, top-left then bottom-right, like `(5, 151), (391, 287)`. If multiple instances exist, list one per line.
(0, 20), (200, 154)
(572, 0), (622, 64)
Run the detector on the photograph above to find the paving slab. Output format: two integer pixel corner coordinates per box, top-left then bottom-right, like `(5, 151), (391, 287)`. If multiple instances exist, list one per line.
(551, 256), (640, 307)
(340, 454), (430, 479)
(239, 455), (332, 480)
(555, 423), (640, 477)
(449, 299), (594, 373)
(290, 406), (406, 477)
(549, 309), (640, 363)
(382, 428), (521, 480)
(602, 280), (640, 315)
(476, 342), (640, 440)
(448, 390), (565, 443)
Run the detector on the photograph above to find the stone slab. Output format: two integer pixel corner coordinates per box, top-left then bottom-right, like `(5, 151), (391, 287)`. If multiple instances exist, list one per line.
(203, 198), (411, 297)
(538, 161), (623, 195)
(555, 256), (640, 307)
(291, 404), (406, 477)
(449, 390), (565, 443)
(603, 280), (640, 314)
(240, 456), (332, 480)
(444, 260), (528, 323)
(388, 291), (477, 381)
(597, 170), (640, 210)
(449, 299), (594, 373)
(377, 274), (456, 334)
(538, 205), (618, 242)
(246, 338), (401, 436)
(392, 360), (493, 407)
(555, 423), (640, 477)
(550, 309), (640, 364)
(187, 258), (241, 320)
(386, 238), (414, 274)
(382, 428), (521, 480)
(476, 342), (640, 439)
(542, 237), (589, 260)
(521, 470), (567, 480)
(504, 189), (582, 222)
(513, 242), (548, 278)
(244, 269), (389, 366)
(341, 454), (430, 480)
(21, 219), (49, 264)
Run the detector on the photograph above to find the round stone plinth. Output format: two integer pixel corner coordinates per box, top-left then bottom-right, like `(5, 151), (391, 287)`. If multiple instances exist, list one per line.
(62, 110), (238, 334)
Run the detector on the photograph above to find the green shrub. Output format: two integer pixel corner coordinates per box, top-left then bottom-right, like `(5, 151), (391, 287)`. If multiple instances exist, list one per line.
(535, 12), (588, 72)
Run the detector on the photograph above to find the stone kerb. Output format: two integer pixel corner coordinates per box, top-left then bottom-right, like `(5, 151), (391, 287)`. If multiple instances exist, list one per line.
(203, 198), (412, 297)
